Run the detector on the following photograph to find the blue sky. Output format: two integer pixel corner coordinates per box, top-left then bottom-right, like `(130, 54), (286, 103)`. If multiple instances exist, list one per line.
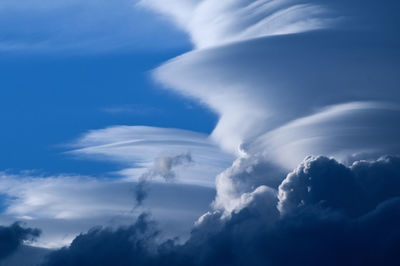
(0, 43), (218, 175)
(0, 1), (400, 265)
(0, 1), (230, 250)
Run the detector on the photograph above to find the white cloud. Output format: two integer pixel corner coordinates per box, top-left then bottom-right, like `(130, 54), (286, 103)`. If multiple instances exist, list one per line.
(69, 126), (234, 187)
(139, 0), (335, 49)
(0, 171), (216, 248)
(0, 126), (233, 248)
(253, 102), (400, 169)
(143, 0), (400, 212)
(153, 33), (400, 156)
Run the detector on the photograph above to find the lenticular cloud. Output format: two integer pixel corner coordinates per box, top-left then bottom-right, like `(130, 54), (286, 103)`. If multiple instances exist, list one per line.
(143, 0), (400, 211)
(139, 0), (334, 48)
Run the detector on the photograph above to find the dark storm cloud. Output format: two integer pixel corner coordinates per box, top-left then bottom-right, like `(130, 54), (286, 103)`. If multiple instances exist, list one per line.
(43, 156), (400, 266)
(278, 156), (400, 216)
(0, 222), (41, 261)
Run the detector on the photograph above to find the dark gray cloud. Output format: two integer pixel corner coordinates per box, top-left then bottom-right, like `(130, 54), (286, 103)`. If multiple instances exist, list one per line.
(278, 156), (400, 217)
(0, 222), (40, 261)
(43, 214), (160, 266)
(42, 156), (400, 266)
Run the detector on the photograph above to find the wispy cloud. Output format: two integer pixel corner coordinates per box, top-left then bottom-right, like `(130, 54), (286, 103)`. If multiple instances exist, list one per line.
(0, 0), (188, 53)
(139, 0), (337, 49)
(0, 171), (216, 248)
(69, 126), (233, 187)
(100, 105), (161, 116)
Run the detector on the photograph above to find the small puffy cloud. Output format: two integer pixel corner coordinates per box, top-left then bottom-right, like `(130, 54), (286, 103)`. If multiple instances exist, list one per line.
(148, 153), (193, 181)
(135, 152), (193, 206)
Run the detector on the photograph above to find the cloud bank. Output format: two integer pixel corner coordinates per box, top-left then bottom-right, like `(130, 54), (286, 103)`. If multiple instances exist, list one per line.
(43, 156), (400, 266)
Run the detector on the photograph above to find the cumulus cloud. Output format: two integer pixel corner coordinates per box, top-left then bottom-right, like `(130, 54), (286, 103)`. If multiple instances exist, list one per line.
(278, 155), (400, 217)
(42, 156), (400, 266)
(0, 222), (40, 261)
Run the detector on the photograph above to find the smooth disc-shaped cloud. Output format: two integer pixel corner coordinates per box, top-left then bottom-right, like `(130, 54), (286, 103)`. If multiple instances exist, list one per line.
(70, 126), (233, 186)
(154, 31), (400, 158)
(254, 102), (400, 169)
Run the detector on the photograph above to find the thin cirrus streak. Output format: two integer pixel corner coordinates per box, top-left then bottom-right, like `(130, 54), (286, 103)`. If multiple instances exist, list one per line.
(68, 126), (234, 187)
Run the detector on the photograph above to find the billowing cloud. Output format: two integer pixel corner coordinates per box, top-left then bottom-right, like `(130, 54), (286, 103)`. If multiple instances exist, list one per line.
(278, 156), (400, 216)
(42, 156), (400, 266)
(0, 222), (40, 261)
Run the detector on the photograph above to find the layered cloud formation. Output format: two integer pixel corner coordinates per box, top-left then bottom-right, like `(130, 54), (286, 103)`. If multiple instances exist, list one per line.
(69, 126), (233, 187)
(141, 0), (400, 214)
(2, 0), (400, 265)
